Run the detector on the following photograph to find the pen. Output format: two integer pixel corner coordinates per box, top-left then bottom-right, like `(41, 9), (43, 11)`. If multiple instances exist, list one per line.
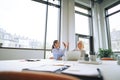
(97, 68), (103, 80)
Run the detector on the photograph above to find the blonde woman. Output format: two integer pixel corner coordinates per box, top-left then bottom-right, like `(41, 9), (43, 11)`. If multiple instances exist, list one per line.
(74, 40), (86, 59)
(76, 41), (84, 50)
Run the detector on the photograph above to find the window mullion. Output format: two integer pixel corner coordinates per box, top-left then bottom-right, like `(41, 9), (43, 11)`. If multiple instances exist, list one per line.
(43, 0), (48, 59)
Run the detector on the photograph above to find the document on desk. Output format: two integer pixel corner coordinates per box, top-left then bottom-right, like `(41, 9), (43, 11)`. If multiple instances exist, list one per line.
(23, 65), (65, 72)
(62, 66), (99, 77)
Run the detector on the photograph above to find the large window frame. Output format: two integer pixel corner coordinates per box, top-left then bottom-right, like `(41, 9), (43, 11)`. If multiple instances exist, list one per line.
(105, 1), (120, 53)
(0, 0), (61, 58)
(75, 3), (94, 54)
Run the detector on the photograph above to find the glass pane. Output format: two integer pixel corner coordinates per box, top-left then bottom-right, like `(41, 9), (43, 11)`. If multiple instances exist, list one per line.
(75, 6), (88, 14)
(45, 51), (53, 59)
(46, 5), (60, 49)
(109, 12), (120, 51)
(108, 4), (120, 14)
(75, 13), (90, 35)
(0, 0), (46, 49)
(78, 38), (90, 55)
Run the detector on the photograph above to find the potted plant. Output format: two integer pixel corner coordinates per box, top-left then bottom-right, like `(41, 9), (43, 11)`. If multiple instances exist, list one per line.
(97, 48), (113, 60)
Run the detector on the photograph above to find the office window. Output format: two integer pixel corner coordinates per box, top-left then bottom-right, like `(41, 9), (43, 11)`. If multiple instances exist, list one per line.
(46, 5), (60, 49)
(105, 1), (120, 52)
(75, 6), (88, 14)
(75, 3), (93, 54)
(75, 13), (90, 35)
(0, 0), (61, 49)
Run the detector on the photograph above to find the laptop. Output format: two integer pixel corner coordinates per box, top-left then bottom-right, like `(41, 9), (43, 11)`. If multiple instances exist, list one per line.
(65, 51), (81, 61)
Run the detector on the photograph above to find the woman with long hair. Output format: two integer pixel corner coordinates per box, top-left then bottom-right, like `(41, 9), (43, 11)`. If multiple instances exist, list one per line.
(51, 40), (68, 60)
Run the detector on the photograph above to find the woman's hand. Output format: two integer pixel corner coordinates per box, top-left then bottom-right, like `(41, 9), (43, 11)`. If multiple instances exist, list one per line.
(62, 42), (69, 49)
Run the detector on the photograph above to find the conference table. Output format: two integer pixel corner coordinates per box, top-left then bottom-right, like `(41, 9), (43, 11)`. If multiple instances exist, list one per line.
(0, 59), (120, 80)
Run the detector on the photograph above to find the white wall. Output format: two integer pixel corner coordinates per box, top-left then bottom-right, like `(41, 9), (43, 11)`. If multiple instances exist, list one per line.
(61, 0), (75, 50)
(0, 48), (44, 60)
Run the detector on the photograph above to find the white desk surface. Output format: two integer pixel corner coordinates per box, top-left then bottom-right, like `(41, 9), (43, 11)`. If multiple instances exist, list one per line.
(0, 59), (120, 80)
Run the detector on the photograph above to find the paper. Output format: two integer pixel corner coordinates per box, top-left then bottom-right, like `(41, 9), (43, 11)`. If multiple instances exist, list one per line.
(23, 65), (64, 72)
(62, 66), (99, 77)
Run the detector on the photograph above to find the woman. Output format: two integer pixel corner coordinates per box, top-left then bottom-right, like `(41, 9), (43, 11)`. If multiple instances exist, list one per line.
(74, 40), (86, 59)
(52, 40), (68, 60)
(76, 41), (84, 50)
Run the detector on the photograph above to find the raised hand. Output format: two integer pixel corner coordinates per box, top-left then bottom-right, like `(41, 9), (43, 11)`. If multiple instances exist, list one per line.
(62, 42), (66, 48)
(62, 42), (69, 49)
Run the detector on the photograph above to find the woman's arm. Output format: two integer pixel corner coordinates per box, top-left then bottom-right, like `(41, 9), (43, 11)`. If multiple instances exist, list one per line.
(52, 49), (64, 60)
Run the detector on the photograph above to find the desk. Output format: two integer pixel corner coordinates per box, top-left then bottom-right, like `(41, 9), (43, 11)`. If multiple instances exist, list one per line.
(0, 59), (120, 80)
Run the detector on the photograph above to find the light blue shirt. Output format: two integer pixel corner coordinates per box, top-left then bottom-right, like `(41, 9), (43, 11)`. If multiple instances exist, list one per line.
(52, 48), (66, 60)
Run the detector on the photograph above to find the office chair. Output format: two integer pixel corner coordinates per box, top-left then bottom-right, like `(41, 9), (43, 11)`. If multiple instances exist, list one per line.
(0, 71), (80, 80)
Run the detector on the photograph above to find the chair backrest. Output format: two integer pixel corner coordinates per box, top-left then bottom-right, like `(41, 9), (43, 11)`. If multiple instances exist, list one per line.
(0, 71), (80, 80)
(65, 51), (81, 61)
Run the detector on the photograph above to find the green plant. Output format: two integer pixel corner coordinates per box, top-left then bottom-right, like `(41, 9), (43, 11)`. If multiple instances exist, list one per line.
(97, 48), (113, 58)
